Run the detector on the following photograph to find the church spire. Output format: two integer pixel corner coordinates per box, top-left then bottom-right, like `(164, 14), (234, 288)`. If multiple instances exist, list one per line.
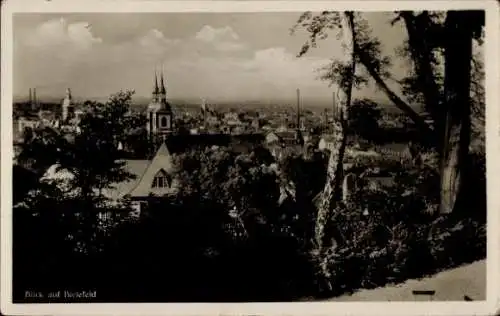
(160, 66), (166, 95)
(154, 68), (159, 95)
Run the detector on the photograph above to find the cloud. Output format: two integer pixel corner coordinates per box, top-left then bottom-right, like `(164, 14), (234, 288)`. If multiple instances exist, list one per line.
(245, 47), (328, 85)
(195, 25), (246, 52)
(215, 41), (247, 52)
(195, 25), (239, 42)
(138, 29), (179, 47)
(23, 18), (102, 50)
(15, 19), (333, 101)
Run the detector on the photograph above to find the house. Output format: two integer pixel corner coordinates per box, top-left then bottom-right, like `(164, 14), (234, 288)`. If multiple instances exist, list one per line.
(364, 175), (396, 191)
(251, 118), (260, 130)
(16, 116), (39, 135)
(373, 143), (413, 163)
(268, 145), (302, 161)
(206, 115), (220, 126)
(124, 142), (180, 207)
(41, 142), (180, 219)
(265, 131), (281, 145)
(276, 131), (303, 146)
(224, 112), (239, 121)
(264, 130), (305, 161)
(318, 135), (337, 151)
(276, 125), (289, 133)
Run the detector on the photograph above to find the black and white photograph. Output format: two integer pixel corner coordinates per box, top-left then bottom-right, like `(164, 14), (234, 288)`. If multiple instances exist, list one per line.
(1, 1), (499, 315)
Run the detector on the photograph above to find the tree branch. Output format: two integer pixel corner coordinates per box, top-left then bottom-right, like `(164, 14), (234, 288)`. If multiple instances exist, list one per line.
(355, 46), (434, 139)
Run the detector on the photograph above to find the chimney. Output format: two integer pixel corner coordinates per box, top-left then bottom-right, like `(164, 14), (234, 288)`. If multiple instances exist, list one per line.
(332, 91), (336, 119)
(29, 88), (32, 105)
(296, 88), (300, 130)
(324, 108), (328, 130)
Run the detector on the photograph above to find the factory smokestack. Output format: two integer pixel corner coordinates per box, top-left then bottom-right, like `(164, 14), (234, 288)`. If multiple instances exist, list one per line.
(332, 91), (336, 119)
(296, 88), (300, 130)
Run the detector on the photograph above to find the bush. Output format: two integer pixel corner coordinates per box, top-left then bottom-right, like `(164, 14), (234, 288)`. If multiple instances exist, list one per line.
(311, 152), (486, 298)
(13, 142), (486, 302)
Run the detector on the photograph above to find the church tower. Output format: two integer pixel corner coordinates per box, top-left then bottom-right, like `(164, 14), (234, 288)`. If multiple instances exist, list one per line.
(62, 88), (75, 122)
(146, 68), (174, 142)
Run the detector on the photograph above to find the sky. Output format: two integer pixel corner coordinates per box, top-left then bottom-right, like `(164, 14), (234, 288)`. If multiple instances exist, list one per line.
(13, 12), (408, 104)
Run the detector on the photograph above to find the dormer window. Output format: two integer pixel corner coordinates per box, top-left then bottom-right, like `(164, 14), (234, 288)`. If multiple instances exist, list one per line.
(152, 169), (170, 188)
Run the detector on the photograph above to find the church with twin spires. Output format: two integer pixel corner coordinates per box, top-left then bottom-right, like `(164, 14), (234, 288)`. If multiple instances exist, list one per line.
(146, 69), (174, 141)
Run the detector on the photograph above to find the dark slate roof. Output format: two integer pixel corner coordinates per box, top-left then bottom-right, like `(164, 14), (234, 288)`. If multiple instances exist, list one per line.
(275, 131), (296, 140)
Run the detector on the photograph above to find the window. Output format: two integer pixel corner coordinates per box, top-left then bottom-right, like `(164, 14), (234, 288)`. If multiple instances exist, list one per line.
(152, 169), (170, 188)
(161, 116), (167, 127)
(98, 211), (111, 221)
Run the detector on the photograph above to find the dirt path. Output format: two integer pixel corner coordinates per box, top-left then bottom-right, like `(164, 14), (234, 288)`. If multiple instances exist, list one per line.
(328, 260), (486, 301)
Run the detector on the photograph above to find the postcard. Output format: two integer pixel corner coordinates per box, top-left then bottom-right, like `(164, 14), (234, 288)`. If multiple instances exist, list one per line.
(1, 0), (499, 315)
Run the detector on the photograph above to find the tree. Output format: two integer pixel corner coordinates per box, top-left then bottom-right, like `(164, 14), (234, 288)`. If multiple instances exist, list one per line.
(439, 11), (482, 214)
(295, 12), (357, 291)
(347, 98), (382, 138)
(292, 10), (484, 215)
(174, 145), (282, 239)
(17, 125), (70, 177)
(59, 90), (140, 202)
(16, 90), (143, 255)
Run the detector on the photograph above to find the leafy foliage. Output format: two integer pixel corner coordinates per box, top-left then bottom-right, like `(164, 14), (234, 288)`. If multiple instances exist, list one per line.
(346, 98), (382, 137)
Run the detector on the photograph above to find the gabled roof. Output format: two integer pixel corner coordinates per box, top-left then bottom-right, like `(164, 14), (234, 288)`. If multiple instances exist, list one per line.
(101, 159), (150, 200)
(127, 142), (177, 198)
(42, 160), (150, 200)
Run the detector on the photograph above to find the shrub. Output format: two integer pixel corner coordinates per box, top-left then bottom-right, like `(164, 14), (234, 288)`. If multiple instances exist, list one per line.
(310, 153), (486, 298)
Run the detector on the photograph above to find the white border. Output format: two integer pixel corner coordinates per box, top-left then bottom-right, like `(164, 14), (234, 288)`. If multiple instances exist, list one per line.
(2, 1), (499, 315)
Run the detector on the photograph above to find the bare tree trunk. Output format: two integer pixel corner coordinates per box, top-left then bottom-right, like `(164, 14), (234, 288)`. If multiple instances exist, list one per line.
(315, 11), (356, 260)
(439, 11), (473, 214)
(315, 113), (347, 250)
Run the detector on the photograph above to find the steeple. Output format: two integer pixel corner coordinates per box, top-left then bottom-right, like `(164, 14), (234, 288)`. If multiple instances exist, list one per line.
(153, 69), (159, 97)
(160, 69), (166, 95)
(146, 66), (174, 143)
